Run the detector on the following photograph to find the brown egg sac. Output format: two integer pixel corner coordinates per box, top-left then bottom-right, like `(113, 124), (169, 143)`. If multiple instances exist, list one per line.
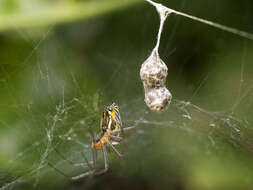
(144, 86), (172, 111)
(140, 50), (168, 88)
(140, 49), (172, 111)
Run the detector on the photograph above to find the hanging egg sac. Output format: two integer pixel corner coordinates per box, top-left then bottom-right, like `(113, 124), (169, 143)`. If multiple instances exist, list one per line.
(140, 50), (168, 88)
(140, 49), (172, 111)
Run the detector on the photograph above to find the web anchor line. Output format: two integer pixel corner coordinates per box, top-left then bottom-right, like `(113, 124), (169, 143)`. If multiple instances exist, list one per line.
(145, 0), (253, 41)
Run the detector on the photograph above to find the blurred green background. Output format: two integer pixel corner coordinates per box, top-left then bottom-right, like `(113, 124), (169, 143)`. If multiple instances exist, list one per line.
(1, 0), (253, 189)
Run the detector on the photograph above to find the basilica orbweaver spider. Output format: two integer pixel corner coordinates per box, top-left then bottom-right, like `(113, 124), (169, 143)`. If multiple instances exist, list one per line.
(48, 103), (140, 180)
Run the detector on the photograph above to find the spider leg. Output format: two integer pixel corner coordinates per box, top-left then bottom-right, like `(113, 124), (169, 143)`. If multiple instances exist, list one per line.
(48, 159), (96, 180)
(71, 169), (96, 180)
(123, 114), (147, 131)
(108, 134), (122, 140)
(107, 140), (123, 157)
(87, 121), (96, 139)
(113, 119), (143, 133)
(123, 110), (149, 131)
(48, 162), (72, 180)
(81, 151), (93, 170)
(92, 147), (97, 168)
(123, 126), (137, 131)
(87, 123), (99, 169)
(113, 119), (141, 133)
(71, 148), (99, 180)
(54, 148), (92, 167)
(48, 149), (96, 180)
(94, 144), (108, 175)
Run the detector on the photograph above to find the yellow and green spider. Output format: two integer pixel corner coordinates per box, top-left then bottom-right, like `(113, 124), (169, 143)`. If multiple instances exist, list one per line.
(48, 103), (139, 180)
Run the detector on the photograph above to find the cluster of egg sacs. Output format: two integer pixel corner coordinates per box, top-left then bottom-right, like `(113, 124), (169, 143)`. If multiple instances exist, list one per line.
(140, 50), (172, 111)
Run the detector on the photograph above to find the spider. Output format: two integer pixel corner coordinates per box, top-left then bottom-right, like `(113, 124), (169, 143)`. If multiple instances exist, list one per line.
(48, 103), (141, 180)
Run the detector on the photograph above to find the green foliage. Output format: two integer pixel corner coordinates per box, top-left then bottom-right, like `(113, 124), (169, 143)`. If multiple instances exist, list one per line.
(1, 0), (253, 190)
(0, 0), (141, 31)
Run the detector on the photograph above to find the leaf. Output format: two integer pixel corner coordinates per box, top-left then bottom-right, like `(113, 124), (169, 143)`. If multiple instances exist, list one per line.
(0, 0), (142, 31)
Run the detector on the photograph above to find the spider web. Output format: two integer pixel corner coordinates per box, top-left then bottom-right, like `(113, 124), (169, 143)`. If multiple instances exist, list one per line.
(1, 0), (253, 189)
